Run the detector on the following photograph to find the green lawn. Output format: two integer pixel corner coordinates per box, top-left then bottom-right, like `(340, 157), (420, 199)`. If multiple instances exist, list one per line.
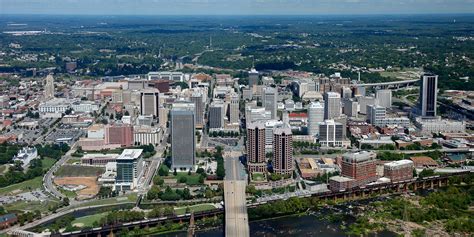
(59, 187), (77, 198)
(0, 176), (43, 196)
(170, 172), (202, 186)
(72, 212), (108, 227)
(174, 204), (216, 215)
(55, 165), (104, 177)
(252, 173), (265, 181)
(42, 157), (57, 171)
(76, 193), (138, 208)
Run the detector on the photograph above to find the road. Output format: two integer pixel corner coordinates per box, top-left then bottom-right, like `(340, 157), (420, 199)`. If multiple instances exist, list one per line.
(224, 154), (249, 237)
(43, 143), (77, 203)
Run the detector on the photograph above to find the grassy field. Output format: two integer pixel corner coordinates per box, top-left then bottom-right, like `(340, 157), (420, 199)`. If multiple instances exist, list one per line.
(72, 212), (108, 227)
(76, 193), (138, 208)
(252, 173), (265, 181)
(55, 165), (104, 177)
(58, 187), (77, 198)
(174, 204), (216, 215)
(66, 158), (81, 165)
(42, 157), (57, 171)
(0, 176), (43, 196)
(4, 199), (60, 213)
(170, 172), (202, 186)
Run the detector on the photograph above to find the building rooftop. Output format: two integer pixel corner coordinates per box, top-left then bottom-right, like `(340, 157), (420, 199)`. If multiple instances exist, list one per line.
(329, 176), (354, 182)
(117, 149), (143, 160)
(384, 159), (414, 168)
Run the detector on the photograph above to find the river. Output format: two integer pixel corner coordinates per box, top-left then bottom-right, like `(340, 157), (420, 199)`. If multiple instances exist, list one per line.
(156, 214), (398, 237)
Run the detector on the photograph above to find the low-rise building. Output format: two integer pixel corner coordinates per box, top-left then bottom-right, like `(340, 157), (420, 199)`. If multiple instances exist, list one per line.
(13, 147), (38, 168)
(81, 153), (119, 166)
(410, 156), (438, 169)
(383, 160), (414, 182)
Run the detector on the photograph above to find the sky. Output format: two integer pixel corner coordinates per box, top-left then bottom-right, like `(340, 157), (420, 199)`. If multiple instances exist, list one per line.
(1, 0), (474, 15)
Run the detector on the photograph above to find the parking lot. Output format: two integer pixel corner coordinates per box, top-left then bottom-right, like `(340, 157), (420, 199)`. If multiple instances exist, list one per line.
(45, 128), (85, 144)
(0, 189), (49, 205)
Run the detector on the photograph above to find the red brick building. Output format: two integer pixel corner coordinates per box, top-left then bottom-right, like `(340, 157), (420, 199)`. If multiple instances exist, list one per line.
(0, 213), (17, 229)
(105, 124), (134, 147)
(341, 151), (377, 187)
(247, 122), (266, 173)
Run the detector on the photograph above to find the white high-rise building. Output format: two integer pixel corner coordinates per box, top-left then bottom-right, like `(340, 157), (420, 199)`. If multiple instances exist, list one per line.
(324, 92), (341, 120)
(367, 105), (386, 126)
(307, 102), (324, 137)
(44, 74), (55, 99)
(376, 90), (392, 108)
(228, 92), (240, 124)
(358, 96), (377, 114)
(319, 120), (346, 147)
(263, 87), (278, 119)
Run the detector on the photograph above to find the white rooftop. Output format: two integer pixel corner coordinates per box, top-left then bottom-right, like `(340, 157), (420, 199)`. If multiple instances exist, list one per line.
(117, 149), (143, 160)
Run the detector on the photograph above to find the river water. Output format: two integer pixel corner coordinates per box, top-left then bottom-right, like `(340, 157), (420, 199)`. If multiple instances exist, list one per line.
(156, 214), (398, 237)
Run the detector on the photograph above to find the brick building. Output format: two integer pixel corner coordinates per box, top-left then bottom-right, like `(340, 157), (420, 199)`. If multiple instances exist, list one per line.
(383, 160), (414, 182)
(341, 151), (377, 187)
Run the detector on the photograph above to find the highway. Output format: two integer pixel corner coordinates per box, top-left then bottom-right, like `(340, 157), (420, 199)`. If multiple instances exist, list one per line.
(224, 154), (249, 237)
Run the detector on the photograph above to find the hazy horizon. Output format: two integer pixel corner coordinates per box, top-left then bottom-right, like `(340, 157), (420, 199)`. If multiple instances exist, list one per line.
(1, 0), (474, 16)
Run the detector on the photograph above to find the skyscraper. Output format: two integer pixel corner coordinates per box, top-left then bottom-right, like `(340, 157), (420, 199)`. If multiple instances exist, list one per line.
(343, 99), (358, 117)
(44, 74), (55, 99)
(190, 92), (204, 128)
(140, 89), (160, 117)
(171, 104), (195, 171)
(228, 92), (240, 124)
(263, 87), (278, 120)
(376, 89), (392, 108)
(247, 122), (266, 173)
(115, 149), (144, 191)
(248, 68), (259, 88)
(418, 73), (438, 117)
(209, 101), (225, 129)
(273, 127), (293, 176)
(324, 92), (341, 120)
(307, 102), (324, 137)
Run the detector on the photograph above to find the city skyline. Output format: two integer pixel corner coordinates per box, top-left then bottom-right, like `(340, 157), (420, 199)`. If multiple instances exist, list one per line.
(1, 0), (474, 15)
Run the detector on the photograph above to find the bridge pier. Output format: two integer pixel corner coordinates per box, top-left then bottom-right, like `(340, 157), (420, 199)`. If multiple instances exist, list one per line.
(430, 180), (434, 189)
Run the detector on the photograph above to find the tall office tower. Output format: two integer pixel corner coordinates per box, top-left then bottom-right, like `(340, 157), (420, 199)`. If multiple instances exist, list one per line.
(171, 104), (195, 171)
(324, 92), (341, 120)
(343, 99), (358, 117)
(209, 102), (225, 129)
(273, 127), (293, 176)
(248, 68), (259, 88)
(307, 102), (324, 137)
(140, 89), (160, 117)
(263, 87), (278, 119)
(228, 92), (240, 124)
(341, 151), (377, 186)
(358, 96), (377, 114)
(334, 115), (348, 139)
(105, 124), (134, 147)
(418, 73), (438, 117)
(115, 149), (143, 191)
(247, 122), (267, 173)
(190, 92), (204, 127)
(376, 89), (392, 108)
(367, 104), (386, 126)
(44, 74), (55, 99)
(319, 120), (344, 147)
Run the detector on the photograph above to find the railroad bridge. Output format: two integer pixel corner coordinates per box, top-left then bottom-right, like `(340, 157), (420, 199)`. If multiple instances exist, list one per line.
(36, 172), (469, 237)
